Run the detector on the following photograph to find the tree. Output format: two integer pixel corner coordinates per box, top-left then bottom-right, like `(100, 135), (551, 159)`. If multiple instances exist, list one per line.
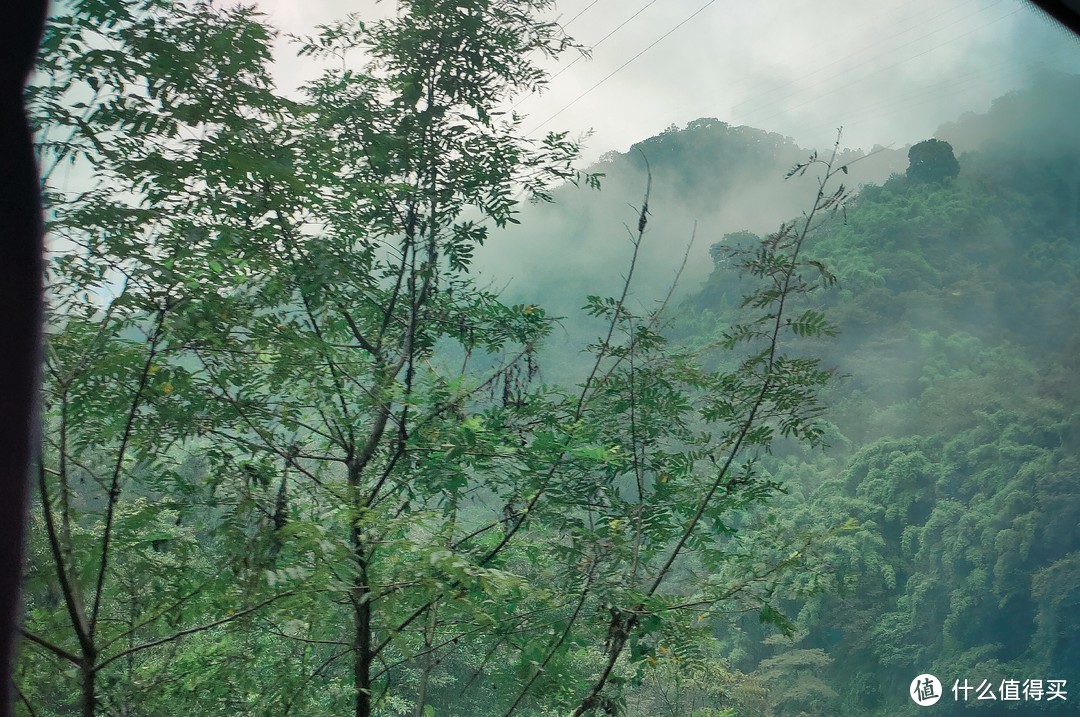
(24, 1), (842, 716)
(905, 139), (959, 184)
(24, 4), (307, 715)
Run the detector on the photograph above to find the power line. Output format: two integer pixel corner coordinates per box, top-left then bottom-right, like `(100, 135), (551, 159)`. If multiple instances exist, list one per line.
(522, 0), (955, 135)
(561, 0), (602, 29)
(511, 0), (661, 112)
(549, 0), (661, 82)
(517, 0), (1068, 162)
(526, 0), (722, 136)
(521, 0), (938, 125)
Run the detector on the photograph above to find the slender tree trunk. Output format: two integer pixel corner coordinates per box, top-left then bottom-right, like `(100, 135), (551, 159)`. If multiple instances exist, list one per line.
(353, 540), (373, 717)
(80, 654), (96, 717)
(415, 505), (454, 717)
(348, 436), (379, 717)
(412, 602), (438, 717)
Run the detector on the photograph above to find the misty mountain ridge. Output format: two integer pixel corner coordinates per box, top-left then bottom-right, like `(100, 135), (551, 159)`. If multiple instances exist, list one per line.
(478, 71), (1080, 320)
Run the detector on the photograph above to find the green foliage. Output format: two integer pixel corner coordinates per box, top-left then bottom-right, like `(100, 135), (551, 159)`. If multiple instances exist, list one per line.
(25, 2), (838, 717)
(38, 9), (1079, 717)
(905, 139), (959, 184)
(680, 98), (1080, 716)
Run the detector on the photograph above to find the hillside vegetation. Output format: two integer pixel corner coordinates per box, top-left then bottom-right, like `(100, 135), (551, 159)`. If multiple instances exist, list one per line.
(21, 0), (1080, 713)
(669, 71), (1080, 717)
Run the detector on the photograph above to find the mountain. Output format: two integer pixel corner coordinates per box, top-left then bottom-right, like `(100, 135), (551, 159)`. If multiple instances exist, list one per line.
(673, 71), (1080, 717)
(477, 119), (907, 321)
(475, 70), (1080, 716)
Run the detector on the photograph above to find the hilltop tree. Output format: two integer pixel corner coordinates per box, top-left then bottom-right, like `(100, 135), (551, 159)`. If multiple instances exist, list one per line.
(906, 139), (959, 183)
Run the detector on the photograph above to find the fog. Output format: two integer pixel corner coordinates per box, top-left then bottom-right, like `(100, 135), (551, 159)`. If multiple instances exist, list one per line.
(254, 0), (1080, 157)
(55, 0), (1080, 311)
(243, 0), (1080, 328)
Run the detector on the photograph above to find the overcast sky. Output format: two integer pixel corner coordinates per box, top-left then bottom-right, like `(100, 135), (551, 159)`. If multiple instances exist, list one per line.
(251, 0), (1080, 160)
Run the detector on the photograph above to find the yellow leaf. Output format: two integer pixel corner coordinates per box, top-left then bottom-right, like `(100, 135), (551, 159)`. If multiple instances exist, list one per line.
(161, 382), (173, 395)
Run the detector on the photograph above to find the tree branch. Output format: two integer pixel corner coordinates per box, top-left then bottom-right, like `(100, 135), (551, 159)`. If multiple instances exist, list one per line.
(90, 309), (167, 640)
(20, 629), (80, 665)
(94, 591), (294, 672)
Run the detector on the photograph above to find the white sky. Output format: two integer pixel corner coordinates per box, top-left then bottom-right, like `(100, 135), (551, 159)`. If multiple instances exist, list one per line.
(251, 0), (1080, 160)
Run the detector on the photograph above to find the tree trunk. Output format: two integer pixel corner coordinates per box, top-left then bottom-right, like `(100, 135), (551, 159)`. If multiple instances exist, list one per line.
(80, 655), (96, 717)
(412, 603), (438, 717)
(353, 543), (373, 717)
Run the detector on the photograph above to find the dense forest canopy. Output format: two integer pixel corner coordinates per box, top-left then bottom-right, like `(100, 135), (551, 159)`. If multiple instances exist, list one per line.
(676, 71), (1080, 717)
(21, 1), (1080, 717)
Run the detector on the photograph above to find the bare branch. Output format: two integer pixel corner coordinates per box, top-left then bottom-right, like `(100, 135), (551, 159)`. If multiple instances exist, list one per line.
(20, 629), (81, 665)
(94, 591), (295, 672)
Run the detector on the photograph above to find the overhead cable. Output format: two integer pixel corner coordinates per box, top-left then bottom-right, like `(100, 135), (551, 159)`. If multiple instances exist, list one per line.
(526, 0), (722, 135)
(512, 0), (661, 112)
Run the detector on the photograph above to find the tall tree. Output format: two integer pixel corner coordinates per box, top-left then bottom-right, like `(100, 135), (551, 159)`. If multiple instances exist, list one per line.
(24, 1), (841, 716)
(25, 3), (306, 714)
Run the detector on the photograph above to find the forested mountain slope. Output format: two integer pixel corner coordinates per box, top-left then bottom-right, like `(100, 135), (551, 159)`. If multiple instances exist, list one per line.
(676, 71), (1080, 717)
(471, 72), (1080, 716)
